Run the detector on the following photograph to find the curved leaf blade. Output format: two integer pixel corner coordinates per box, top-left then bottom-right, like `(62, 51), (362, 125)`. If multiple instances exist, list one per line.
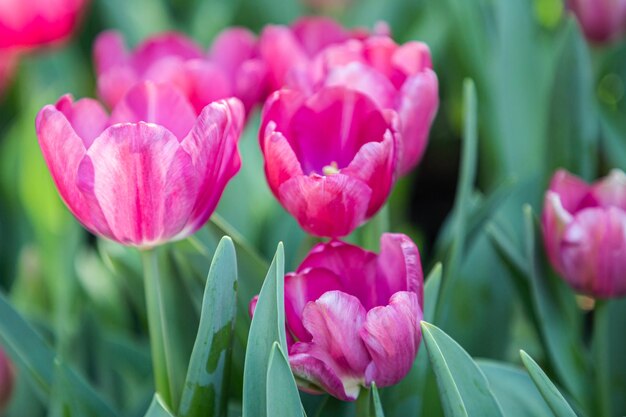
(420, 321), (504, 417)
(266, 342), (305, 417)
(178, 237), (238, 417)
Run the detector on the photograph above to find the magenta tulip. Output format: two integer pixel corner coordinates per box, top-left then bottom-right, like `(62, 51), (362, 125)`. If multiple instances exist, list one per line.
(0, 0), (87, 49)
(542, 169), (626, 298)
(259, 16), (388, 92)
(0, 346), (13, 412)
(94, 28), (267, 114)
(299, 36), (438, 174)
(259, 86), (398, 238)
(251, 233), (424, 401)
(568, 0), (626, 43)
(36, 81), (243, 247)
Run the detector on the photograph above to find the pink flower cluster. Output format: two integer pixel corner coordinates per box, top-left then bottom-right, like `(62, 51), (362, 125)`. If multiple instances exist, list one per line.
(34, 16), (434, 400)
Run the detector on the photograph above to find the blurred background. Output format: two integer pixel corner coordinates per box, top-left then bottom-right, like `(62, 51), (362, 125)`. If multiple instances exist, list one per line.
(0, 0), (625, 416)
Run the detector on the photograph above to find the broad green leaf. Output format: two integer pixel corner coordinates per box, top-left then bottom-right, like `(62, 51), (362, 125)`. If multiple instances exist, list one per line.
(144, 394), (176, 417)
(477, 360), (554, 417)
(424, 263), (442, 323)
(0, 291), (118, 417)
(420, 321), (504, 417)
(179, 237), (238, 417)
(266, 342), (305, 417)
(242, 243), (286, 417)
(522, 206), (587, 403)
(520, 351), (577, 417)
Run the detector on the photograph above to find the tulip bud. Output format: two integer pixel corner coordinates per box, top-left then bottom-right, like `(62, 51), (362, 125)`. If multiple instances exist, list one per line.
(250, 233), (424, 400)
(567, 0), (626, 43)
(542, 169), (626, 298)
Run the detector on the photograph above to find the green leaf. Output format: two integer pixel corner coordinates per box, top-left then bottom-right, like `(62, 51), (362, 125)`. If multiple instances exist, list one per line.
(520, 351), (577, 417)
(437, 79), (478, 324)
(0, 291), (118, 417)
(144, 394), (176, 417)
(522, 206), (587, 403)
(423, 263), (442, 323)
(420, 321), (504, 417)
(178, 237), (238, 417)
(266, 342), (305, 417)
(477, 360), (555, 417)
(369, 384), (385, 417)
(242, 243), (287, 417)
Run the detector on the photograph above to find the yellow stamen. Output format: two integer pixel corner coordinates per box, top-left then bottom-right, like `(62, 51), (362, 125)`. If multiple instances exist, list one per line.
(322, 161), (340, 176)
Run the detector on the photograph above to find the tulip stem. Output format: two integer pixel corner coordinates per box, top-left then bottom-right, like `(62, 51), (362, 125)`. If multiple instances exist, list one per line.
(355, 388), (370, 417)
(142, 248), (173, 408)
(592, 300), (610, 417)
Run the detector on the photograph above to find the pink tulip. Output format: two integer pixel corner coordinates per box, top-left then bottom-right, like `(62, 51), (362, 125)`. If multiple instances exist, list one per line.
(259, 86), (398, 238)
(0, 0), (87, 49)
(36, 81), (243, 247)
(542, 169), (626, 298)
(568, 0), (626, 43)
(250, 233), (424, 401)
(0, 346), (13, 412)
(259, 16), (389, 92)
(94, 28), (267, 114)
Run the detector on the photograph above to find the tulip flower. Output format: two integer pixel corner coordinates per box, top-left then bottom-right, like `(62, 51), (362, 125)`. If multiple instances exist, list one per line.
(250, 233), (424, 401)
(94, 28), (267, 114)
(259, 16), (389, 92)
(0, 52), (17, 96)
(0, 0), (87, 49)
(259, 86), (398, 237)
(567, 0), (626, 43)
(0, 346), (13, 412)
(300, 36), (438, 174)
(36, 81), (243, 247)
(542, 169), (626, 298)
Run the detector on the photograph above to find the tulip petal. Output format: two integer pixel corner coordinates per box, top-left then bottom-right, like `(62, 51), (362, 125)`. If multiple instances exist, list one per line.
(291, 17), (350, 56)
(342, 129), (396, 216)
(259, 25), (309, 90)
(324, 62), (397, 109)
(548, 169), (592, 213)
(109, 81), (197, 141)
(542, 191), (574, 276)
(209, 27), (258, 74)
(299, 240), (379, 309)
(78, 123), (197, 246)
(131, 32), (203, 74)
(290, 290), (369, 400)
(360, 291), (422, 387)
(392, 41), (433, 77)
(184, 60), (233, 115)
(260, 89), (306, 152)
(397, 69), (439, 174)
(376, 234), (424, 306)
(559, 206), (626, 298)
(263, 126), (303, 196)
(54, 95), (109, 148)
(180, 98), (243, 233)
(590, 169), (626, 210)
(35, 104), (111, 235)
(93, 30), (128, 74)
(284, 268), (343, 343)
(278, 173), (371, 237)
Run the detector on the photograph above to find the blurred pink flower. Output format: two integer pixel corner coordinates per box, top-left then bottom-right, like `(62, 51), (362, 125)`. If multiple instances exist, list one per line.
(251, 233), (424, 401)
(300, 37), (439, 174)
(0, 51), (18, 96)
(36, 81), (243, 247)
(94, 28), (267, 115)
(0, 0), (87, 49)
(568, 0), (626, 43)
(259, 16), (389, 92)
(542, 169), (626, 298)
(0, 346), (13, 412)
(259, 86), (398, 238)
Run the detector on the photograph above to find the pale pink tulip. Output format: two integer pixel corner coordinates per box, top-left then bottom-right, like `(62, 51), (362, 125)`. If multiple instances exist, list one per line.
(36, 81), (243, 247)
(568, 0), (626, 43)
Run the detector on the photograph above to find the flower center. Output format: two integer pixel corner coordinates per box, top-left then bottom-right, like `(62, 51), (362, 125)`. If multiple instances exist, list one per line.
(322, 161), (340, 176)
